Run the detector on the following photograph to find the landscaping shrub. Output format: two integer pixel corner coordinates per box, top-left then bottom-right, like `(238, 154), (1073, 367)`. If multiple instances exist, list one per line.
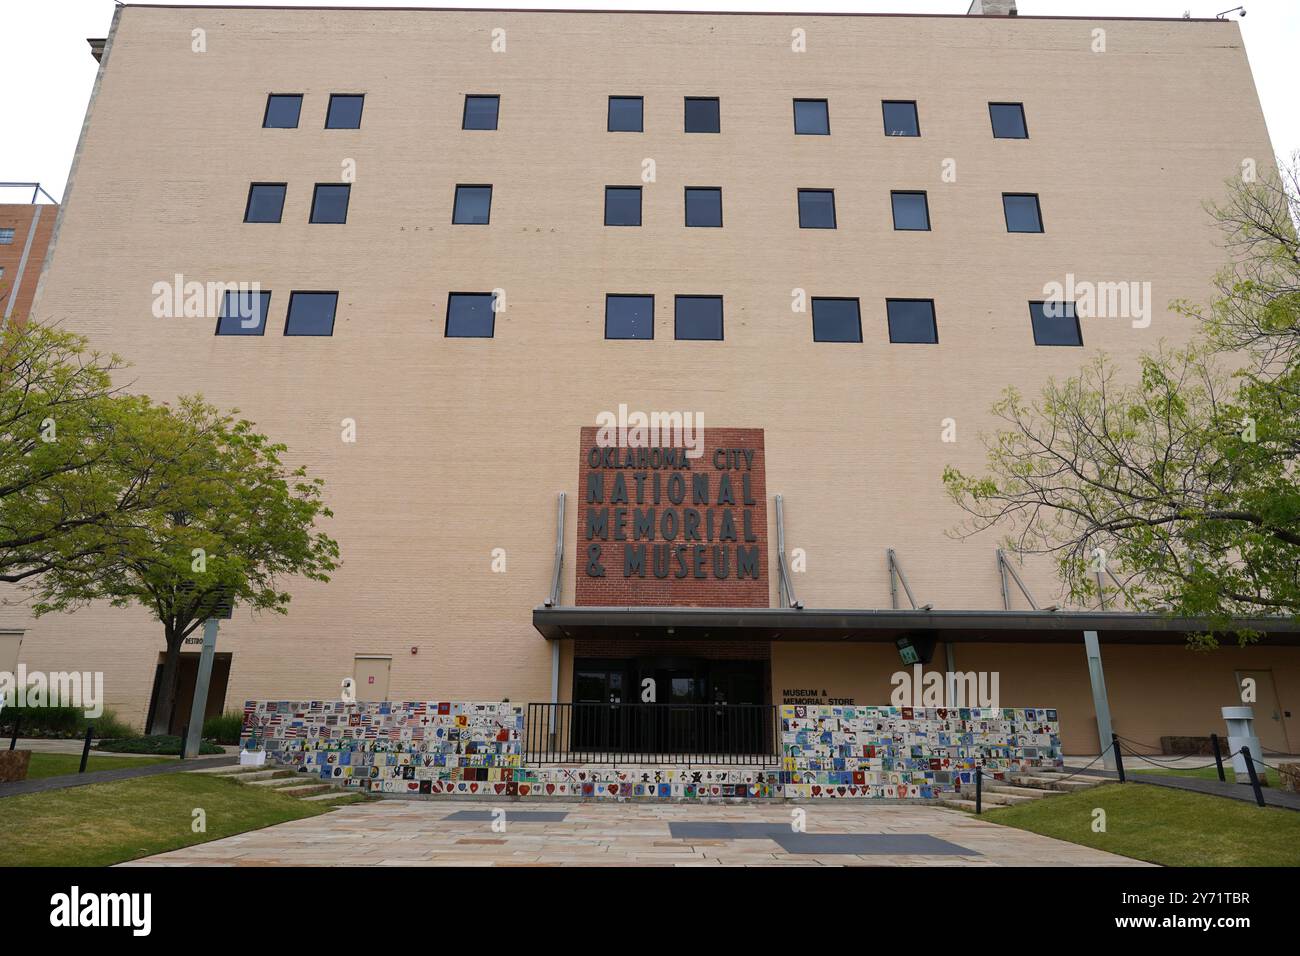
(96, 735), (222, 756)
(202, 711), (244, 745)
(0, 706), (137, 740)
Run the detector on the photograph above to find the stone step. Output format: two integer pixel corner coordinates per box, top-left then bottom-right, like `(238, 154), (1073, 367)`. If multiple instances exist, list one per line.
(1009, 774), (1100, 792)
(189, 763), (269, 776)
(982, 782), (1062, 798)
(245, 773), (312, 787)
(223, 768), (298, 782)
(300, 790), (358, 802)
(278, 783), (335, 798)
(966, 790), (1034, 806)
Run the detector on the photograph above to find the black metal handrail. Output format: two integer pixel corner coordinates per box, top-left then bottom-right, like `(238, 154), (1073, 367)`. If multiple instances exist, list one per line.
(526, 702), (779, 766)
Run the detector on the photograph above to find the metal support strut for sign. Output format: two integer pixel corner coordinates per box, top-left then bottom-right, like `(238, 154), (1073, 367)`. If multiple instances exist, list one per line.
(887, 549), (929, 611)
(545, 491), (565, 608)
(774, 495), (802, 610)
(997, 547), (1041, 611)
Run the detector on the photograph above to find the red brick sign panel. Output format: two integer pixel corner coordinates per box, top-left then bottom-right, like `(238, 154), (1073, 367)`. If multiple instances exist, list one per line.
(576, 426), (768, 607)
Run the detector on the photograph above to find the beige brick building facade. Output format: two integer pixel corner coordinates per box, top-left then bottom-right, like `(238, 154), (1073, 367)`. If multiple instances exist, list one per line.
(8, 4), (1298, 755)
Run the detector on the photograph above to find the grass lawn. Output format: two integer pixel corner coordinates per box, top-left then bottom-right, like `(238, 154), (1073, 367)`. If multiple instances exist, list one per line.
(23, 753), (173, 780)
(985, 782), (1300, 866)
(0, 772), (366, 866)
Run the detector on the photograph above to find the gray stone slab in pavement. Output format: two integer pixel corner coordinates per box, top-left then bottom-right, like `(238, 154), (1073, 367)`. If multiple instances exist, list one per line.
(771, 832), (974, 856)
(442, 810), (569, 822)
(668, 821), (976, 855)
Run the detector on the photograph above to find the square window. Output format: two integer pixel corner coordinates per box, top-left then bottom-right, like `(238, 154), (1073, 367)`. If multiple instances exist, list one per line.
(285, 292), (338, 336)
(0, 228), (15, 244)
(1003, 193), (1044, 232)
(608, 96), (644, 132)
(453, 185), (493, 224)
(793, 99), (829, 135)
(675, 295), (723, 340)
(325, 94), (364, 129)
(446, 292), (497, 338)
(798, 189), (836, 229)
(684, 187), (723, 227)
(216, 290), (271, 336)
(1029, 301), (1082, 346)
(310, 184), (351, 224)
(811, 298), (861, 343)
(684, 97), (720, 133)
(882, 100), (920, 137)
(244, 183), (286, 223)
(886, 299), (938, 344)
(462, 94), (500, 130)
(605, 294), (654, 340)
(262, 94), (302, 129)
(605, 186), (642, 227)
(891, 191), (930, 231)
(989, 102), (1028, 139)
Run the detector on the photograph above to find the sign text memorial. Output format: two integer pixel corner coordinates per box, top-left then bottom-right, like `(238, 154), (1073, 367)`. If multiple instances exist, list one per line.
(576, 426), (768, 607)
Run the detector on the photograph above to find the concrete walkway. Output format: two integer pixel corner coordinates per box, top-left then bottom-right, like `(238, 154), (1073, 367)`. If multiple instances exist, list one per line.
(122, 799), (1151, 867)
(5, 738), (238, 756)
(0, 752), (239, 799)
(1063, 752), (1300, 810)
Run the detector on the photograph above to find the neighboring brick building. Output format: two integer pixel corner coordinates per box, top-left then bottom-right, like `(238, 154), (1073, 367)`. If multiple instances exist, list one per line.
(7, 3), (1298, 754)
(0, 188), (57, 324)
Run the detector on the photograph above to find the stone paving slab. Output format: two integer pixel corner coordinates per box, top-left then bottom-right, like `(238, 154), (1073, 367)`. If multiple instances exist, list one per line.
(442, 810), (570, 822)
(121, 799), (1151, 867)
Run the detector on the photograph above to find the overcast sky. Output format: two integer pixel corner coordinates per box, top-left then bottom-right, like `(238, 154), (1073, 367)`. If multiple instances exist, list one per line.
(1, 0), (1295, 203)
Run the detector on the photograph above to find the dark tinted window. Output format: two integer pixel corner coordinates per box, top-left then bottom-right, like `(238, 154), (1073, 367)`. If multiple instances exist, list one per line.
(462, 95), (500, 130)
(216, 290), (271, 336)
(989, 102), (1028, 139)
(811, 298), (861, 343)
(886, 299), (938, 343)
(675, 296), (723, 340)
(453, 185), (493, 224)
(446, 292), (497, 338)
(684, 97), (720, 133)
(798, 189), (836, 229)
(244, 183), (286, 223)
(310, 184), (351, 224)
(325, 94), (364, 129)
(262, 94), (302, 128)
(285, 292), (338, 336)
(604, 186), (642, 226)
(605, 294), (654, 339)
(608, 96), (644, 132)
(684, 187), (723, 227)
(891, 191), (930, 231)
(793, 99), (829, 135)
(882, 100), (920, 136)
(1003, 193), (1043, 232)
(1029, 301), (1082, 346)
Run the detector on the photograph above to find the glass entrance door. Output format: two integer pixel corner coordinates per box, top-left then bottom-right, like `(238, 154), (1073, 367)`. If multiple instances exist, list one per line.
(572, 663), (625, 752)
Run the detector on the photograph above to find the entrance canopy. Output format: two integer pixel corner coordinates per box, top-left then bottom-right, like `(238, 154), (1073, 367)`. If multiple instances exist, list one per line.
(533, 606), (1300, 646)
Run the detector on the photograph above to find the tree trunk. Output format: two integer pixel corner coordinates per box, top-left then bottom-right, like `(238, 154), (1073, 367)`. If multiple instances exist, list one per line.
(149, 634), (183, 735)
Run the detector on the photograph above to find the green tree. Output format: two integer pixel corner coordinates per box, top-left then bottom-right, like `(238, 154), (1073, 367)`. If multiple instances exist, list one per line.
(943, 158), (1300, 640)
(0, 319), (134, 583)
(31, 396), (340, 733)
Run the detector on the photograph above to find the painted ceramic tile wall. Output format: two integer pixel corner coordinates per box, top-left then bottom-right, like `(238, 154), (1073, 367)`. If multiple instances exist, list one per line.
(241, 700), (1062, 800)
